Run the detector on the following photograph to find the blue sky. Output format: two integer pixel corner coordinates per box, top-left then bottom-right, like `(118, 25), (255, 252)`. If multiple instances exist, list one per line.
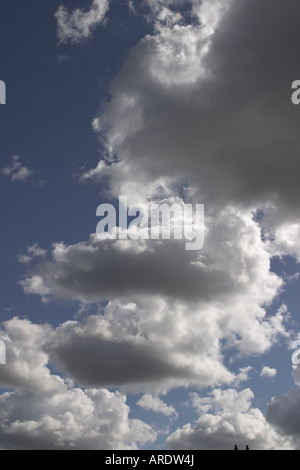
(0, 0), (300, 450)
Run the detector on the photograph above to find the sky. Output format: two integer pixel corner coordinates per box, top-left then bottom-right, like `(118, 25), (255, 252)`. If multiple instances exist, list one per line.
(1, 0), (300, 450)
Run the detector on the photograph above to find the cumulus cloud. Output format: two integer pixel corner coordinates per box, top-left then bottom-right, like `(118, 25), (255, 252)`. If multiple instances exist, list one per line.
(0, 318), (64, 393)
(86, 0), (300, 225)
(137, 394), (178, 418)
(167, 388), (294, 450)
(265, 220), (300, 262)
(260, 366), (277, 379)
(12, 0), (300, 449)
(167, 408), (294, 450)
(18, 204), (290, 390)
(8, 294), (285, 394)
(44, 299), (234, 392)
(19, 205), (281, 305)
(0, 388), (156, 450)
(3, 318), (291, 450)
(0, 317), (156, 449)
(55, 0), (110, 44)
(190, 388), (255, 414)
(76, 0), (300, 317)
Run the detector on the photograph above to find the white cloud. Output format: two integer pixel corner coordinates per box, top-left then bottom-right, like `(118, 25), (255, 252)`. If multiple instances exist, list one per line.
(18, 243), (47, 265)
(192, 0), (232, 37)
(19, 206), (282, 306)
(10, 293), (285, 394)
(5, 0), (300, 449)
(167, 388), (295, 450)
(17, 202), (290, 392)
(0, 317), (65, 393)
(167, 408), (294, 450)
(190, 388), (255, 414)
(0, 388), (156, 450)
(260, 366), (277, 379)
(45, 298), (234, 392)
(1, 156), (33, 183)
(20, 275), (52, 303)
(88, 0), (300, 223)
(0, 317), (156, 449)
(233, 366), (253, 386)
(55, 0), (110, 44)
(52, 0), (300, 450)
(265, 221), (300, 263)
(137, 394), (178, 418)
(18, 203), (289, 377)
(1, 317), (291, 450)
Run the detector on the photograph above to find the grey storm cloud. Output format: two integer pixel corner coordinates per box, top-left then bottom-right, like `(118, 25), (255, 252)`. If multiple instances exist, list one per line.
(20, 206), (281, 305)
(266, 388), (300, 438)
(96, 0), (300, 218)
(43, 303), (234, 391)
(47, 334), (191, 388)
(21, 237), (237, 303)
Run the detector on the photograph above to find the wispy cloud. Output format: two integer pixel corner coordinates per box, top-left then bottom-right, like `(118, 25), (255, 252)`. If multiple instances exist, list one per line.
(57, 53), (70, 62)
(137, 394), (178, 418)
(1, 155), (44, 185)
(1, 155), (33, 183)
(18, 243), (47, 265)
(55, 0), (110, 44)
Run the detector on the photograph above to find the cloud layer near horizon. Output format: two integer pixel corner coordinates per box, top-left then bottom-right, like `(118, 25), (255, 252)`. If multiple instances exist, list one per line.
(0, 316), (294, 450)
(0, 318), (156, 450)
